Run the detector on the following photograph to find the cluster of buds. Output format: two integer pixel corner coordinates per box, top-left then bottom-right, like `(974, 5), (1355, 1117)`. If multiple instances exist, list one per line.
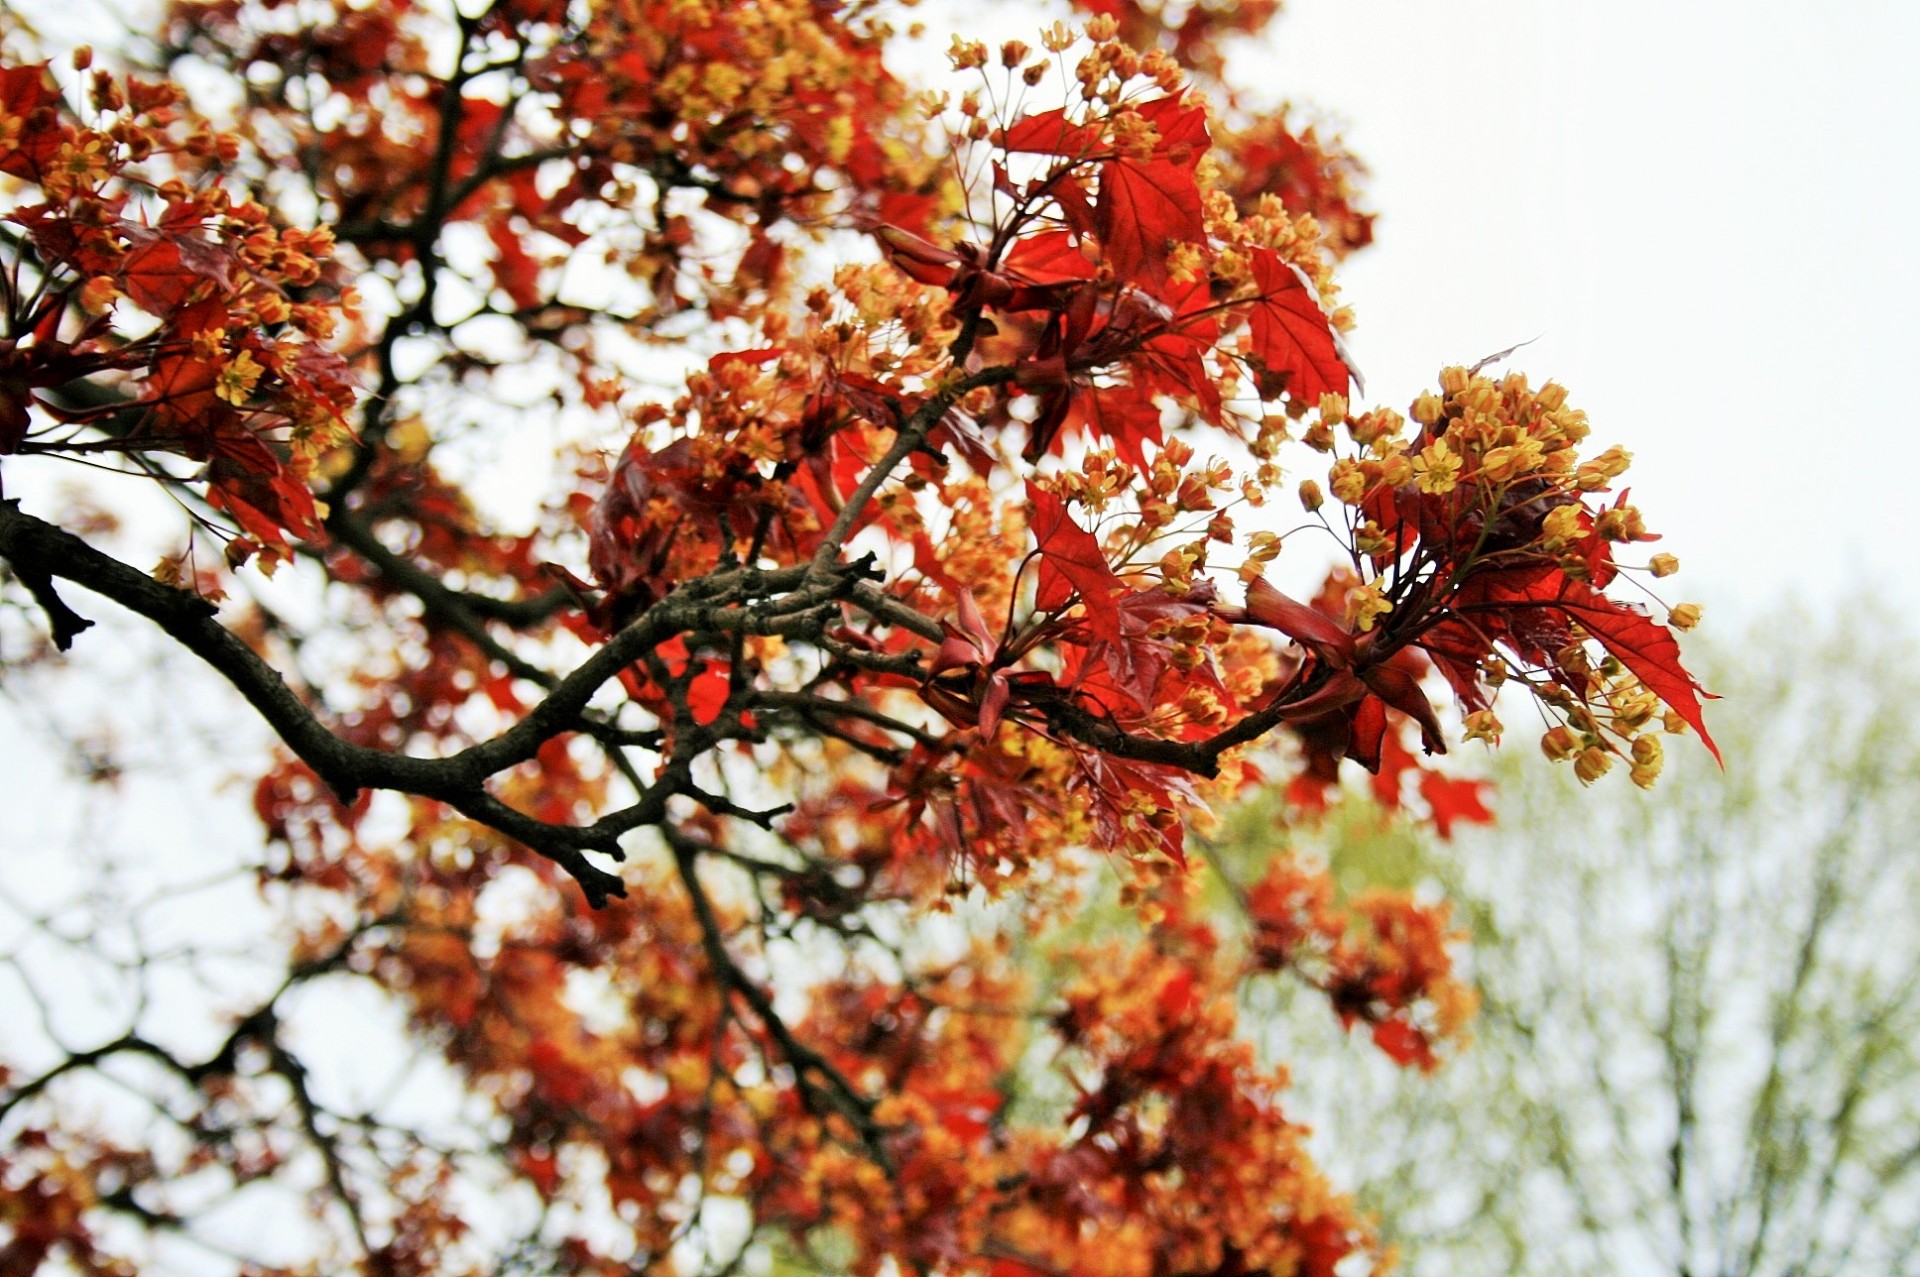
(1278, 367), (1712, 788)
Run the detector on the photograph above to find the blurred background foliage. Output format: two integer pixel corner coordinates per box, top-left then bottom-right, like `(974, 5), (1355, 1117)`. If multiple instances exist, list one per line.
(1195, 599), (1920, 1276)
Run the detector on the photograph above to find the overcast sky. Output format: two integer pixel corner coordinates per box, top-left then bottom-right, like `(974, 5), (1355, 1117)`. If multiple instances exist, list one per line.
(1242, 1), (1920, 621)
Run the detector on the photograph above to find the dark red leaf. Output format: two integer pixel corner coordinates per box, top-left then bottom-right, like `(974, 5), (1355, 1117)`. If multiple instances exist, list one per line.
(1346, 694), (1388, 773)
(0, 64), (66, 180)
(1239, 576), (1354, 665)
(145, 352), (218, 422)
(687, 661), (731, 726)
(121, 240), (198, 314)
(488, 216), (544, 310)
(1359, 661), (1446, 756)
(1025, 480), (1124, 641)
(999, 230), (1096, 286)
(1131, 96), (1211, 159)
(1073, 383), (1165, 471)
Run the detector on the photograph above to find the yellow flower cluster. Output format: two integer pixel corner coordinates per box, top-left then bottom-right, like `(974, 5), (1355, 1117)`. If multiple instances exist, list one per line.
(1295, 369), (1703, 786)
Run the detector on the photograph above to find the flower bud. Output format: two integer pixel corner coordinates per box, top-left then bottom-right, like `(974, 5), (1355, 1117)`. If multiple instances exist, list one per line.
(1328, 459), (1366, 505)
(948, 36), (988, 69)
(1463, 710), (1502, 744)
(1573, 746), (1613, 785)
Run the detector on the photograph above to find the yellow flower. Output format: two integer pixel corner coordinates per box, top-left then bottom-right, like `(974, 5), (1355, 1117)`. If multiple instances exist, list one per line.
(1575, 444), (1633, 491)
(1328, 459), (1366, 505)
(1595, 504), (1649, 543)
(1668, 602), (1702, 631)
(215, 350), (265, 406)
(1166, 241), (1207, 284)
(1377, 452), (1413, 488)
(1648, 552), (1680, 578)
(1629, 735), (1664, 789)
(1541, 504), (1584, 550)
(1345, 578), (1392, 633)
(1479, 438), (1545, 484)
(1412, 437), (1462, 495)
(79, 276), (120, 313)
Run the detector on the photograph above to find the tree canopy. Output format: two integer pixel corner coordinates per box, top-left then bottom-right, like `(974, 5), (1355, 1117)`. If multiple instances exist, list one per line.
(0, 2), (1713, 1273)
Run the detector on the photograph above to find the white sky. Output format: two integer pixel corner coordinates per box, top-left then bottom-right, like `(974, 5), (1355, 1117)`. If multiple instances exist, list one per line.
(1243, 0), (1920, 620)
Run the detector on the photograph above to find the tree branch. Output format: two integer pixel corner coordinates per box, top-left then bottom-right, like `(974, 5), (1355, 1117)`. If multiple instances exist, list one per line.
(0, 501), (902, 904)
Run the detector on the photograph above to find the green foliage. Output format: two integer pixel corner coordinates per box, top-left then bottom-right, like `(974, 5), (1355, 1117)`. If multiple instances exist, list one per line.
(1219, 599), (1920, 1277)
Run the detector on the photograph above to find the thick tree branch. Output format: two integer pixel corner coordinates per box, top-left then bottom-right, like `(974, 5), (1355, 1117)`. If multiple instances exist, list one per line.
(0, 500), (931, 904)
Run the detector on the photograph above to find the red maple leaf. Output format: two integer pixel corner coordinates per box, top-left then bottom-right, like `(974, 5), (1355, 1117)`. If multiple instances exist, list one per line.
(1557, 580), (1721, 763)
(1244, 248), (1351, 404)
(1025, 480), (1124, 642)
(685, 661), (731, 726)
(1095, 157), (1204, 294)
(1419, 771), (1494, 838)
(0, 64), (67, 180)
(1369, 1018), (1437, 1071)
(1069, 748), (1198, 865)
(1072, 383), (1165, 471)
(997, 106), (1102, 157)
(1069, 97), (1212, 294)
(999, 229), (1097, 285)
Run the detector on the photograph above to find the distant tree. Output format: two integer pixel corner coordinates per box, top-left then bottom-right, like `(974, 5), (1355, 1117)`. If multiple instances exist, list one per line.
(1207, 606), (1920, 1277)
(0, 0), (1712, 1272)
